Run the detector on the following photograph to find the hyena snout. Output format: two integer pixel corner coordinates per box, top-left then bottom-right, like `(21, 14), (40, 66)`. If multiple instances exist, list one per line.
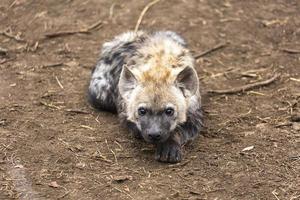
(144, 126), (169, 143)
(148, 131), (162, 142)
(145, 125), (161, 141)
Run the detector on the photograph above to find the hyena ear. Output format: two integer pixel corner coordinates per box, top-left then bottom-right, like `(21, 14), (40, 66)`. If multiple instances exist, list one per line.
(119, 66), (137, 99)
(175, 66), (199, 96)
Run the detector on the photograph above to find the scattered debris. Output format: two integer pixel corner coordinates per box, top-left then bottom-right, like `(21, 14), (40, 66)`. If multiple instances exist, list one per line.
(0, 28), (26, 42)
(208, 74), (280, 95)
(92, 151), (113, 163)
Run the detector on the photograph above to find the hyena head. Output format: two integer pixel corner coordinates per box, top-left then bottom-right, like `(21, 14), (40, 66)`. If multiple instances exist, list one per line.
(118, 51), (199, 143)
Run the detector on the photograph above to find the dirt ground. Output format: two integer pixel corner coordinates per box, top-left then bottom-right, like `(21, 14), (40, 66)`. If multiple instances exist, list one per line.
(0, 0), (299, 199)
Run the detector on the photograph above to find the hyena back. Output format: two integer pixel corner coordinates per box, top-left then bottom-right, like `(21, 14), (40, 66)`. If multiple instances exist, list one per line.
(88, 31), (203, 163)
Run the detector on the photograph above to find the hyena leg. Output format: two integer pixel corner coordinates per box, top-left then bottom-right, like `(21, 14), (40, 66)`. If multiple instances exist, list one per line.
(155, 133), (182, 163)
(88, 62), (117, 113)
(155, 108), (203, 163)
(126, 121), (143, 139)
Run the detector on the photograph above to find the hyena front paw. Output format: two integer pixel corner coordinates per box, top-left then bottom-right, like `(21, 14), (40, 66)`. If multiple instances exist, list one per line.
(155, 140), (182, 163)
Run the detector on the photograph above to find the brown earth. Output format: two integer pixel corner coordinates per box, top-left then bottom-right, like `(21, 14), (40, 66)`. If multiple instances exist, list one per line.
(0, 0), (299, 199)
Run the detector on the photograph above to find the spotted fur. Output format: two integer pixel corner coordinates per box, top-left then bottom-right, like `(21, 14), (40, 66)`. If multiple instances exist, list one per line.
(88, 31), (203, 163)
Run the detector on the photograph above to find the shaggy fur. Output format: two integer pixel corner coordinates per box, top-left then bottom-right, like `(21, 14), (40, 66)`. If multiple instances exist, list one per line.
(88, 31), (203, 163)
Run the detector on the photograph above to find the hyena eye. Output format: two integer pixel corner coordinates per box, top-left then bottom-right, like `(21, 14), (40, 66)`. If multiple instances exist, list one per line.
(165, 108), (175, 116)
(138, 107), (147, 116)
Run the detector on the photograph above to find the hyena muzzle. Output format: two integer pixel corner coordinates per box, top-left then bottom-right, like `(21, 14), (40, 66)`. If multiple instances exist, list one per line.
(88, 31), (203, 163)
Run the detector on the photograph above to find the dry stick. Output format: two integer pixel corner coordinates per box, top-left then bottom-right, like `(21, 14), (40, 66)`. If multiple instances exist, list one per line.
(109, 3), (116, 20)
(134, 0), (161, 33)
(40, 101), (60, 110)
(208, 74), (280, 95)
(65, 109), (90, 114)
(42, 63), (64, 68)
(55, 76), (64, 89)
(45, 20), (102, 38)
(194, 42), (228, 59)
(280, 48), (300, 54)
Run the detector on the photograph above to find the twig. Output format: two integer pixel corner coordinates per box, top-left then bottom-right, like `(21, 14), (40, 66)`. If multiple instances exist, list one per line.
(42, 63), (64, 68)
(280, 48), (300, 54)
(272, 190), (280, 200)
(109, 3), (116, 20)
(167, 160), (190, 168)
(55, 76), (64, 89)
(65, 109), (90, 114)
(45, 20), (102, 38)
(85, 19), (103, 32)
(40, 101), (60, 110)
(207, 74), (280, 95)
(110, 149), (118, 164)
(134, 0), (161, 33)
(290, 77), (300, 83)
(80, 125), (95, 131)
(194, 42), (228, 59)
(45, 30), (88, 38)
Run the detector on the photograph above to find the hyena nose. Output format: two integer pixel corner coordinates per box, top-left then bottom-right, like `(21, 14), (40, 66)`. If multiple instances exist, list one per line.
(148, 133), (161, 141)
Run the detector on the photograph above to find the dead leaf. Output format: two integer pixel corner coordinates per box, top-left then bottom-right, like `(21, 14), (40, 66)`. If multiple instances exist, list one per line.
(49, 181), (60, 188)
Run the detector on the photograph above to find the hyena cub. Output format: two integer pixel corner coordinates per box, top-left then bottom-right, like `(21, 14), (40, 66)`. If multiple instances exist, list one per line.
(88, 31), (202, 163)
